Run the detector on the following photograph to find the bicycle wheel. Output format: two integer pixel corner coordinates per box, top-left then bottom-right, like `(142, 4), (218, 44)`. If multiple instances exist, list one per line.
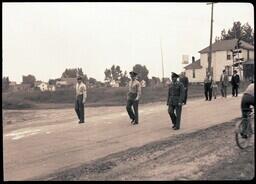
(235, 121), (250, 149)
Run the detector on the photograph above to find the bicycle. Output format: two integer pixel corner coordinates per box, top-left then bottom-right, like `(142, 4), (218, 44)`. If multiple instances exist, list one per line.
(235, 107), (254, 149)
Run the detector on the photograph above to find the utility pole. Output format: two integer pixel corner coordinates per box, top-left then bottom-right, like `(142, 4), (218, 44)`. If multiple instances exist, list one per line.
(207, 2), (215, 76)
(160, 37), (165, 84)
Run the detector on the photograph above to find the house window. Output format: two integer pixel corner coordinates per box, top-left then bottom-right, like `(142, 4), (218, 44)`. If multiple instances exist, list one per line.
(227, 54), (231, 60)
(193, 69), (195, 78)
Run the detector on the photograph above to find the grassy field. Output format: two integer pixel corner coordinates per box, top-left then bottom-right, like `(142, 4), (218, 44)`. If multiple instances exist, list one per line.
(2, 82), (251, 109)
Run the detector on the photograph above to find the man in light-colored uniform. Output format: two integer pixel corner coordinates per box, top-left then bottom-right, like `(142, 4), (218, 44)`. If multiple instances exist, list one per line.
(75, 76), (87, 124)
(220, 69), (229, 98)
(126, 71), (142, 125)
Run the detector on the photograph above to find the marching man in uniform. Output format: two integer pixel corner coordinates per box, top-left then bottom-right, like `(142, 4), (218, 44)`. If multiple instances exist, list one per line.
(75, 76), (87, 124)
(126, 71), (142, 125)
(167, 72), (185, 130)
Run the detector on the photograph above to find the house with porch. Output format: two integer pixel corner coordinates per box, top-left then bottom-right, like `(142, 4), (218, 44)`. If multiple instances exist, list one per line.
(184, 39), (254, 83)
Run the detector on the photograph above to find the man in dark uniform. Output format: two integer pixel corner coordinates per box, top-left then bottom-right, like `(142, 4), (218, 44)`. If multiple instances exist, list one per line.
(179, 72), (189, 105)
(231, 70), (240, 97)
(167, 72), (185, 130)
(204, 72), (213, 101)
(126, 71), (142, 125)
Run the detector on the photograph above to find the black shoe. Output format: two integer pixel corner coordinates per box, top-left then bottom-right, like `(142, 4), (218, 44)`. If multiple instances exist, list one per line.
(172, 125), (176, 128)
(79, 121), (85, 124)
(173, 127), (179, 130)
(130, 119), (135, 124)
(241, 133), (248, 139)
(133, 122), (139, 125)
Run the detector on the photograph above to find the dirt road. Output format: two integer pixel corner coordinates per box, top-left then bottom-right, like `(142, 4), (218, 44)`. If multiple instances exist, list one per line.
(3, 95), (254, 180)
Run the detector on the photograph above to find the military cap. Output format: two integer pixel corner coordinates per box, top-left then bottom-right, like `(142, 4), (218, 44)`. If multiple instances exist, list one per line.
(77, 76), (82, 80)
(171, 72), (179, 78)
(233, 70), (237, 73)
(129, 71), (138, 76)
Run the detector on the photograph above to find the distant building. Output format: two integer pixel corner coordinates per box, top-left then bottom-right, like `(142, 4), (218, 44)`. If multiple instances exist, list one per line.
(184, 39), (254, 83)
(110, 80), (120, 87)
(48, 84), (56, 91)
(38, 82), (49, 92)
(56, 77), (77, 88)
(140, 80), (146, 87)
(34, 81), (43, 88)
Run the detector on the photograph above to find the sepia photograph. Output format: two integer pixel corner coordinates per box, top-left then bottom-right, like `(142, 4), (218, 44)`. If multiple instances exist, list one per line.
(2, 2), (255, 181)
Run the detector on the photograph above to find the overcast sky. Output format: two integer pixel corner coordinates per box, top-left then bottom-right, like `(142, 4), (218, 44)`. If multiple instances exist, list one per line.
(2, 2), (254, 83)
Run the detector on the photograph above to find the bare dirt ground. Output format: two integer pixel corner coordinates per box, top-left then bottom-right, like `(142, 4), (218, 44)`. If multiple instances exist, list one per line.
(39, 120), (255, 181)
(3, 95), (255, 181)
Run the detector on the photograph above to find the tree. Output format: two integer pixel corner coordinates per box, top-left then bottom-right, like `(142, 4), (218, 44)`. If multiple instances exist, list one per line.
(22, 75), (36, 87)
(2, 77), (10, 91)
(104, 65), (123, 86)
(120, 71), (130, 87)
(104, 68), (112, 83)
(216, 21), (254, 45)
(48, 79), (57, 85)
(61, 68), (84, 78)
(88, 77), (97, 86)
(151, 76), (161, 87)
(132, 64), (149, 85)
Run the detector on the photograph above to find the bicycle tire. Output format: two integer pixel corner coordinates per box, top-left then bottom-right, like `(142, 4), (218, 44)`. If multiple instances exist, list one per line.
(235, 121), (250, 149)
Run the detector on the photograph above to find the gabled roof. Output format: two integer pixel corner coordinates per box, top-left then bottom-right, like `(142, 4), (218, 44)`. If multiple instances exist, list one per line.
(199, 39), (254, 53)
(184, 59), (202, 70)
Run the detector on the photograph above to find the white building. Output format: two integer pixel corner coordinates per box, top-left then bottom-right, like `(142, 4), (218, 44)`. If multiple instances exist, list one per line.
(38, 82), (49, 92)
(140, 80), (146, 87)
(48, 85), (56, 91)
(110, 80), (120, 87)
(184, 39), (254, 83)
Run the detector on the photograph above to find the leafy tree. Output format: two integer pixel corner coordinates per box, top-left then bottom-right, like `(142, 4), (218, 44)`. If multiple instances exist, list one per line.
(152, 76), (160, 85)
(216, 21), (254, 45)
(104, 65), (123, 86)
(61, 68), (84, 78)
(104, 68), (112, 83)
(48, 79), (57, 85)
(132, 64), (149, 85)
(120, 71), (130, 87)
(88, 77), (97, 86)
(2, 77), (10, 91)
(22, 75), (36, 87)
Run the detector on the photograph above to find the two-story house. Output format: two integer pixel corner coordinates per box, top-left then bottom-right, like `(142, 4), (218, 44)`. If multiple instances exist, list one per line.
(184, 39), (254, 83)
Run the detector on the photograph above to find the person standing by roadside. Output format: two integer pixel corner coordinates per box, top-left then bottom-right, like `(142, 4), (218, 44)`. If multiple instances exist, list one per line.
(212, 80), (218, 99)
(220, 69), (229, 98)
(75, 76), (87, 124)
(126, 71), (142, 125)
(204, 72), (213, 101)
(167, 72), (185, 130)
(179, 72), (189, 105)
(231, 70), (240, 97)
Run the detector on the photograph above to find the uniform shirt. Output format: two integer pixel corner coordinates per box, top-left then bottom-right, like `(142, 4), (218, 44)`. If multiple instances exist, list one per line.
(76, 82), (87, 98)
(244, 83), (254, 97)
(220, 73), (229, 86)
(231, 74), (240, 86)
(167, 81), (185, 105)
(204, 76), (212, 84)
(128, 79), (141, 99)
(179, 76), (189, 88)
